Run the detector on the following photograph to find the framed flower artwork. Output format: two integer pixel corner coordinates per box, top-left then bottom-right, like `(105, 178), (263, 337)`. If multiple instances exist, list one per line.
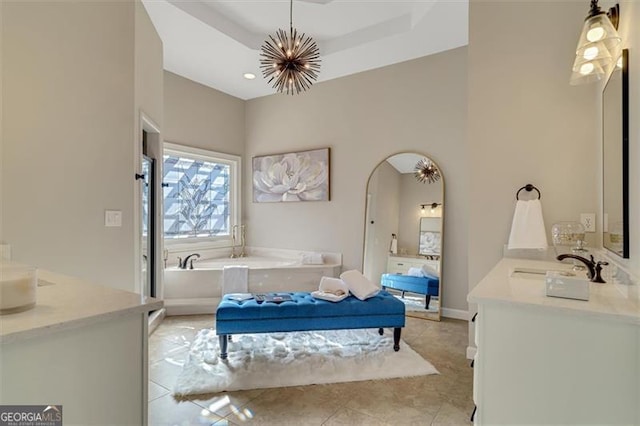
(252, 148), (330, 203)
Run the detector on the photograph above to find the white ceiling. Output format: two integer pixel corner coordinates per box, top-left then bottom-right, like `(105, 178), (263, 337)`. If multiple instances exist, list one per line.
(386, 153), (425, 174)
(142, 0), (468, 100)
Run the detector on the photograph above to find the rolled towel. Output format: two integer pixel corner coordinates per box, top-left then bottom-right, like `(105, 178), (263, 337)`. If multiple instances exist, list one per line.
(407, 267), (425, 277)
(421, 264), (439, 278)
(340, 270), (380, 301)
(301, 252), (324, 265)
(311, 276), (349, 302)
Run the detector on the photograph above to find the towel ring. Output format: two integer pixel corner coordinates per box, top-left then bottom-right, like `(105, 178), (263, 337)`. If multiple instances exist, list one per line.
(516, 184), (541, 200)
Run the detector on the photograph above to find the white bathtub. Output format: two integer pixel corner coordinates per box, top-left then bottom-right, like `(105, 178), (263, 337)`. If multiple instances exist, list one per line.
(163, 252), (342, 315)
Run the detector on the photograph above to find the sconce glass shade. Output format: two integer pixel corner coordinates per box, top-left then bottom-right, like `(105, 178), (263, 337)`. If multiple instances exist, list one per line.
(570, 6), (622, 85)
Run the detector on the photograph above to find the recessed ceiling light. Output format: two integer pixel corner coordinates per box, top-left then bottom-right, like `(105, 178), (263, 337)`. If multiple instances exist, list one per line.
(243, 73), (256, 80)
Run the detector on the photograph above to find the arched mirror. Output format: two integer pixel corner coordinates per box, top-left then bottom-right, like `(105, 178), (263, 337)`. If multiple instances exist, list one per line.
(363, 153), (444, 321)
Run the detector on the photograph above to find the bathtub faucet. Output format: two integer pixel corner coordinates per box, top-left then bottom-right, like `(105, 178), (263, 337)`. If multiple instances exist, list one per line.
(178, 253), (200, 269)
(230, 225), (239, 258)
(239, 224), (247, 258)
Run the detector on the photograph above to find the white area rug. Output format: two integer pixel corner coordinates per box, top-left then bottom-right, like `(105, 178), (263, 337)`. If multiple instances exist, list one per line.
(174, 328), (438, 396)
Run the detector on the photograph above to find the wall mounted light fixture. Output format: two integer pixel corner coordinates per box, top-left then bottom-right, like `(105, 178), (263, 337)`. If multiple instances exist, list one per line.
(570, 1), (622, 85)
(420, 203), (442, 215)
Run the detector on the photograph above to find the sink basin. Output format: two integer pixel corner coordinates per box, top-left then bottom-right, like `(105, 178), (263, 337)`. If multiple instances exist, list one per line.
(1, 261), (37, 314)
(510, 267), (576, 280)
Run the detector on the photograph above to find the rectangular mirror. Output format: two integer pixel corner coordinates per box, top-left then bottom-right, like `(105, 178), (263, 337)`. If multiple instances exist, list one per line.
(603, 49), (629, 258)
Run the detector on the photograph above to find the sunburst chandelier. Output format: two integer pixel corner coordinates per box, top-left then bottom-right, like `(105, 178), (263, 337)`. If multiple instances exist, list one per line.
(259, 0), (321, 95)
(414, 158), (441, 184)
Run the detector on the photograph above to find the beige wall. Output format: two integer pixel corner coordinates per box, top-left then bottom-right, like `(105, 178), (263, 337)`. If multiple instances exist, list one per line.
(135, 1), (164, 127)
(468, 0), (599, 294)
(163, 71), (245, 157)
(3, 1), (136, 289)
(2, 1), (163, 292)
(246, 47), (468, 311)
(363, 161), (400, 284)
(134, 0), (164, 293)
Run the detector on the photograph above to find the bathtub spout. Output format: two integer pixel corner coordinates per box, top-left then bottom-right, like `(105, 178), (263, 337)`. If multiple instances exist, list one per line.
(230, 225), (238, 258)
(239, 225), (247, 258)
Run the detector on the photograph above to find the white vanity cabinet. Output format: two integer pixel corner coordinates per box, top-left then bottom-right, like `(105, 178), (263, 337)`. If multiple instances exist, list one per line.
(469, 258), (640, 425)
(387, 255), (439, 275)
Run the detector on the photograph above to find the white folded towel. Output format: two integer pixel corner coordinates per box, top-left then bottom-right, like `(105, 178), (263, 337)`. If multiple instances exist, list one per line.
(340, 270), (380, 301)
(407, 267), (424, 277)
(311, 276), (349, 302)
(221, 266), (249, 295)
(507, 199), (548, 250)
(301, 252), (324, 265)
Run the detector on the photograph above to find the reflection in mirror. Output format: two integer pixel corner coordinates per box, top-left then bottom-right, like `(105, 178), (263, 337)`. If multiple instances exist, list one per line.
(603, 49), (629, 258)
(363, 153), (443, 321)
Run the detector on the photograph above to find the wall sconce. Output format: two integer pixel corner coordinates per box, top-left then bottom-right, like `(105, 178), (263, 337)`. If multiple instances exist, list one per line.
(420, 203), (442, 216)
(570, 1), (622, 85)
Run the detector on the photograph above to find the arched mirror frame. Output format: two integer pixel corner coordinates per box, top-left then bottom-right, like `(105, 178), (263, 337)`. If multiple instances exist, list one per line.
(362, 151), (445, 322)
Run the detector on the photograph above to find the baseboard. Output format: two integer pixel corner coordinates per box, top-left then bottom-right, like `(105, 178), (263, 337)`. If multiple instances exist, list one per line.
(441, 307), (468, 320)
(148, 308), (166, 335)
(467, 346), (477, 360)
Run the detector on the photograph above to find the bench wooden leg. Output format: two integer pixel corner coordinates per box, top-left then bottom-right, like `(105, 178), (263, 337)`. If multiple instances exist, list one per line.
(393, 328), (401, 352)
(219, 334), (229, 359)
(425, 295), (431, 310)
(378, 328), (384, 335)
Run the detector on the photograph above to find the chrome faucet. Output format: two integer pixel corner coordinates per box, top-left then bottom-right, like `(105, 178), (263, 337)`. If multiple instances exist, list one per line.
(177, 253), (200, 269)
(556, 254), (608, 283)
(239, 224), (247, 258)
(230, 225), (238, 258)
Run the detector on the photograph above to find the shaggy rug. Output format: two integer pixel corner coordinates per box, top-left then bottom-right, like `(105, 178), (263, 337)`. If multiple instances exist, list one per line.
(174, 328), (438, 396)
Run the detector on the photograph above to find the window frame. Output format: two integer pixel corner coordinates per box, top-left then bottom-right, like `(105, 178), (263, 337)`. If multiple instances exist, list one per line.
(163, 142), (241, 250)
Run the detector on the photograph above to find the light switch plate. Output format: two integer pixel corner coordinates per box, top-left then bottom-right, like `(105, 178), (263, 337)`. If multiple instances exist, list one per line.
(105, 210), (122, 227)
(580, 213), (596, 233)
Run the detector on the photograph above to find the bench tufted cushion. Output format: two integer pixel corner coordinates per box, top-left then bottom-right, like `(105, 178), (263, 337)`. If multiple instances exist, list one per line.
(216, 290), (405, 335)
(381, 274), (439, 297)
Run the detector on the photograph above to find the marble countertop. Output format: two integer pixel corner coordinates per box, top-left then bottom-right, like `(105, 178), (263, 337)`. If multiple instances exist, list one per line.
(1, 269), (163, 344)
(468, 258), (640, 324)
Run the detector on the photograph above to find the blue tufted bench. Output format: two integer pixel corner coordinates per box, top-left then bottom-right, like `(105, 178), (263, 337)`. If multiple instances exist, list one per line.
(381, 273), (439, 309)
(215, 291), (405, 359)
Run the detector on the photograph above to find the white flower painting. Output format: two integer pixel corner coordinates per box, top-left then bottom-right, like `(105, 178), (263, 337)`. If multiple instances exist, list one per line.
(253, 148), (330, 203)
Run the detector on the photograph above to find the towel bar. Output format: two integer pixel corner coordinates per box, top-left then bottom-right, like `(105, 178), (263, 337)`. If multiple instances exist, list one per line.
(516, 184), (541, 200)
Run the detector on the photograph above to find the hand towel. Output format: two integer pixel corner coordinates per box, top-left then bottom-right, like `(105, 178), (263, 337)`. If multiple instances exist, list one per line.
(221, 266), (249, 295)
(311, 276), (349, 302)
(301, 253), (324, 265)
(340, 270), (380, 301)
(507, 199), (548, 250)
(389, 237), (398, 255)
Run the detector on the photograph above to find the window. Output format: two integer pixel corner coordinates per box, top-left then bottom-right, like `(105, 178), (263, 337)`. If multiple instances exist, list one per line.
(163, 143), (240, 246)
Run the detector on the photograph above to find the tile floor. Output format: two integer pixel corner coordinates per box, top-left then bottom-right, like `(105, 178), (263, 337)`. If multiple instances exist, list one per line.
(148, 315), (473, 425)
